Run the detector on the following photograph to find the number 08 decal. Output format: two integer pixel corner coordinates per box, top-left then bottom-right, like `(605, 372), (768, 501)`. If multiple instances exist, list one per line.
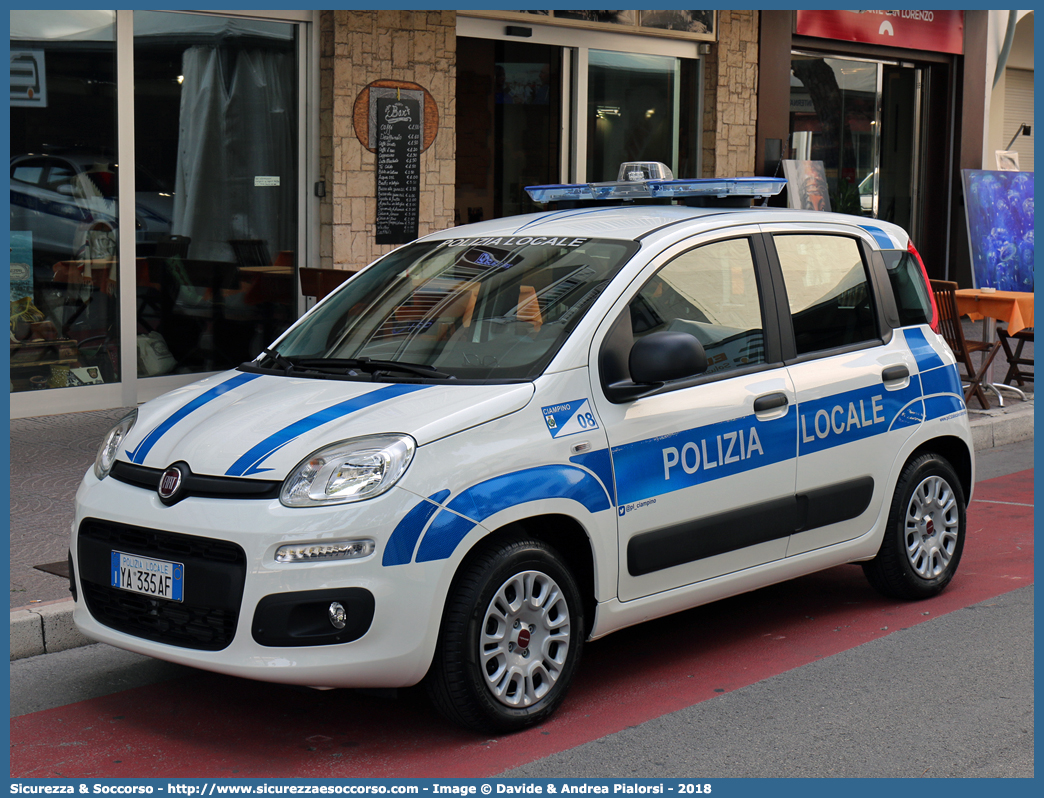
(542, 399), (600, 439)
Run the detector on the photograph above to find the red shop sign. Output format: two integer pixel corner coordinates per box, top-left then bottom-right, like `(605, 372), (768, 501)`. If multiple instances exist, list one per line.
(796, 10), (964, 55)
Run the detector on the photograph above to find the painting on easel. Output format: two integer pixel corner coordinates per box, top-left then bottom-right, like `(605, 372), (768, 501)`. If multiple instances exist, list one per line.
(962, 170), (1034, 291)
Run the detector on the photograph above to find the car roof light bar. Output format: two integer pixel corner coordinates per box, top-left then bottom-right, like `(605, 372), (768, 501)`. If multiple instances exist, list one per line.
(525, 176), (786, 205)
(649, 177), (787, 199)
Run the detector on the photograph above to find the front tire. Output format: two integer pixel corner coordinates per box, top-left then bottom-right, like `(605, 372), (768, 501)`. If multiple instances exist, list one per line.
(863, 453), (966, 600)
(425, 537), (584, 733)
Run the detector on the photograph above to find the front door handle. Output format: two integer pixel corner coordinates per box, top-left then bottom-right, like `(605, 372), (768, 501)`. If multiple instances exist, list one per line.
(753, 392), (789, 413)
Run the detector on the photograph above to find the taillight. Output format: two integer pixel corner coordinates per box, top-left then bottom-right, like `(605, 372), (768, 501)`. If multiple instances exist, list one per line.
(908, 241), (938, 332)
(87, 169), (116, 198)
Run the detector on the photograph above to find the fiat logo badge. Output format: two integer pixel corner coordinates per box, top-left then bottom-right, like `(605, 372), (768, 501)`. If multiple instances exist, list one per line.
(158, 465), (184, 501)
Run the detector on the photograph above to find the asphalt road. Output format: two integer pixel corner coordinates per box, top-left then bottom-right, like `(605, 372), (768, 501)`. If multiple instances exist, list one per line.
(504, 585), (1034, 778)
(9, 440), (1034, 779)
(10, 587), (1034, 778)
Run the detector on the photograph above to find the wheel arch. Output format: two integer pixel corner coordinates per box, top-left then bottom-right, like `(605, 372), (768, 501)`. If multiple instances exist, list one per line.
(908, 435), (973, 500)
(447, 514), (598, 639)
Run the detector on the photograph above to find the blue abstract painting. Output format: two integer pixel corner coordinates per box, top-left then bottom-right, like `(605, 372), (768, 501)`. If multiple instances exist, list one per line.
(962, 169), (1034, 291)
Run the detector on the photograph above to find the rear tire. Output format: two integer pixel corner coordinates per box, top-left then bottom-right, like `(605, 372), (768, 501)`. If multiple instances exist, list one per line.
(425, 538), (583, 732)
(863, 453), (966, 600)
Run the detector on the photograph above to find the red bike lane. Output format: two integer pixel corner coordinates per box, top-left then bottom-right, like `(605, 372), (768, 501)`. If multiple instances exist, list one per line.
(10, 469), (1033, 779)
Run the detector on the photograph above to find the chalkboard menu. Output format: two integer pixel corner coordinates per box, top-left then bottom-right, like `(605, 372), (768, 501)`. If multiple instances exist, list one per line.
(375, 96), (421, 245)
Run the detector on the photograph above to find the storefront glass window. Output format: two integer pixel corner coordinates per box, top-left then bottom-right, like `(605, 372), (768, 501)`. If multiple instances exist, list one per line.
(10, 11), (121, 393)
(587, 51), (699, 182)
(133, 11), (299, 377)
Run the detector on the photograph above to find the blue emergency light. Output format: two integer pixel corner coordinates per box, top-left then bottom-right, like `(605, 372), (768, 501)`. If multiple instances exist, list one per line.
(525, 162), (786, 205)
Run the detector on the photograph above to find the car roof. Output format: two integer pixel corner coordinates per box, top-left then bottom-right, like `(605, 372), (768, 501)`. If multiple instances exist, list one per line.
(11, 152), (113, 169)
(422, 204), (911, 250)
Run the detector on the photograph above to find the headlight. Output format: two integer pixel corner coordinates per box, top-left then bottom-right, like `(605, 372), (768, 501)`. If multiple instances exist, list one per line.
(280, 434), (416, 507)
(93, 409), (138, 480)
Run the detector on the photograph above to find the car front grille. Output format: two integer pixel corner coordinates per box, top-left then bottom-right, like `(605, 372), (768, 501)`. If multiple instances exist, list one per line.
(77, 518), (247, 651)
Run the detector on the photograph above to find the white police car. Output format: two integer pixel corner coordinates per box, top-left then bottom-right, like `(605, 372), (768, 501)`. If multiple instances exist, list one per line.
(72, 164), (973, 732)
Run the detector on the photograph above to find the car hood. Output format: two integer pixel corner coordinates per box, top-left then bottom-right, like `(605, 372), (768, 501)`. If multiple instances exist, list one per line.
(119, 371), (535, 479)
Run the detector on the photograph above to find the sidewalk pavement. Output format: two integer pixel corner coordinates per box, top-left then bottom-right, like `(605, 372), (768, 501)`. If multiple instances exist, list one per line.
(9, 385), (1034, 661)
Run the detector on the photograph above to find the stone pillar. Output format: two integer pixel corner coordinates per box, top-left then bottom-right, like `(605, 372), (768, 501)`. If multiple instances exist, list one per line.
(320, 10), (457, 272)
(701, 43), (718, 178)
(707, 11), (759, 177)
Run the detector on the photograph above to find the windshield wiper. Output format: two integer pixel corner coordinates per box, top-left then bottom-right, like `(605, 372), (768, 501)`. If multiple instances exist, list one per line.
(248, 352), (454, 381)
(251, 350), (355, 379)
(259, 348), (297, 374)
(294, 357), (455, 380)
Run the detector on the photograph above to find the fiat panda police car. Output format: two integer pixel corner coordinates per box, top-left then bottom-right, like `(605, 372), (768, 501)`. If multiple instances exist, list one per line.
(72, 163), (972, 732)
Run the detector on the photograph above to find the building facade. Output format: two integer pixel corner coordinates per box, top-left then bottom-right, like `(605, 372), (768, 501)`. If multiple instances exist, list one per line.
(8, 9), (1027, 417)
(985, 10), (1034, 171)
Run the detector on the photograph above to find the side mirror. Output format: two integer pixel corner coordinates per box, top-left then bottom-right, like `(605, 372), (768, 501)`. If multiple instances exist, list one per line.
(630, 331), (707, 384)
(604, 331), (708, 402)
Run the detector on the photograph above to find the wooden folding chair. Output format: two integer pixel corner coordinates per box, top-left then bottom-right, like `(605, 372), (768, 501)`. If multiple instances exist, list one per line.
(930, 280), (1002, 409)
(997, 326), (1033, 387)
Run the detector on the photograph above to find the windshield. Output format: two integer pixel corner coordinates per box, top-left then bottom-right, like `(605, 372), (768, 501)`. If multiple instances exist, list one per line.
(270, 236), (638, 381)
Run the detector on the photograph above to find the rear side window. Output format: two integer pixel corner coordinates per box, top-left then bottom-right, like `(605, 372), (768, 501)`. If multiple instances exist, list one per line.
(774, 234), (878, 356)
(881, 250), (933, 327)
(12, 160), (45, 186)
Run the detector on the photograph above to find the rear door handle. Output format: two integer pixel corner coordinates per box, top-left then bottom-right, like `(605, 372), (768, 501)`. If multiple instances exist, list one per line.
(753, 392), (789, 413)
(882, 365), (909, 382)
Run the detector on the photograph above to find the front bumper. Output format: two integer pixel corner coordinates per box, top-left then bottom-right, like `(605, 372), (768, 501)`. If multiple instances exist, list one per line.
(71, 471), (450, 688)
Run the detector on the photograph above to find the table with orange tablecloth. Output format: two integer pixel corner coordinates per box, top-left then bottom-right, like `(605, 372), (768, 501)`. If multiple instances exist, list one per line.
(955, 288), (1033, 398)
(955, 288), (1034, 335)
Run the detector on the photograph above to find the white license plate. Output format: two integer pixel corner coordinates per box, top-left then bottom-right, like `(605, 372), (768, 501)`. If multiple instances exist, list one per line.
(111, 551), (184, 602)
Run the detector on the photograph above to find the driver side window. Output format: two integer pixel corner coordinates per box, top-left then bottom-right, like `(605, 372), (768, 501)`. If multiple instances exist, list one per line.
(630, 237), (765, 375)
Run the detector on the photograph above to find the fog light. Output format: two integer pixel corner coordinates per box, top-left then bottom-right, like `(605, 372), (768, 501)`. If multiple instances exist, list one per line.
(275, 539), (375, 563)
(328, 602), (347, 630)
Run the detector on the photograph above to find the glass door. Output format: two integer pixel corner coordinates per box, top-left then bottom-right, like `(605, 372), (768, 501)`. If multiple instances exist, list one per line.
(788, 54), (925, 234)
(879, 64), (925, 236)
(789, 54), (879, 216)
(454, 17), (704, 222)
(456, 37), (562, 223)
(586, 50), (699, 183)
